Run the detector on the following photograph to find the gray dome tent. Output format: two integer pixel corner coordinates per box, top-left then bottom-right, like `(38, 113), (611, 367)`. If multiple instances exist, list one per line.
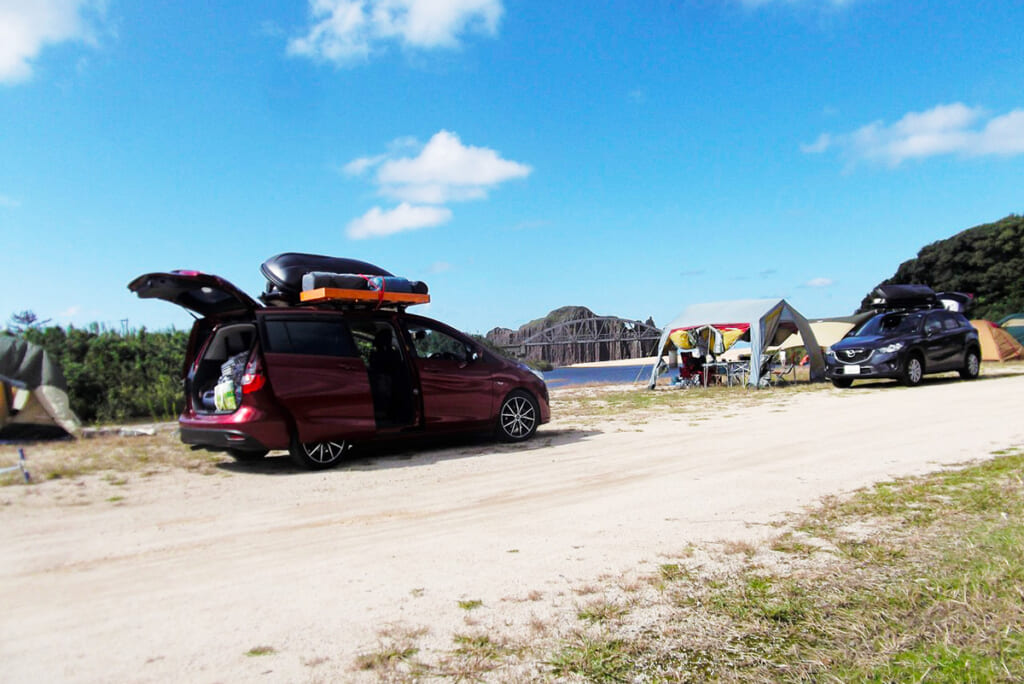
(0, 337), (80, 441)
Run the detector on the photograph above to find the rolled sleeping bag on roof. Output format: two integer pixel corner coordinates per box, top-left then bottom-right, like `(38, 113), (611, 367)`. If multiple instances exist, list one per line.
(300, 272), (429, 296)
(365, 276), (428, 295)
(301, 272), (371, 291)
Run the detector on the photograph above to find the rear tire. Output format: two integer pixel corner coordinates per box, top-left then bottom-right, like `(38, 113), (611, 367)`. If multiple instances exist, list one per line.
(289, 438), (348, 470)
(902, 354), (924, 387)
(959, 349), (980, 380)
(831, 378), (853, 389)
(497, 390), (539, 442)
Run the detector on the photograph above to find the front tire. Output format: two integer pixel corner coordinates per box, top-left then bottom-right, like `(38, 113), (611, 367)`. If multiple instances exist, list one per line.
(497, 390), (539, 442)
(289, 438), (348, 470)
(902, 354), (924, 387)
(959, 349), (981, 380)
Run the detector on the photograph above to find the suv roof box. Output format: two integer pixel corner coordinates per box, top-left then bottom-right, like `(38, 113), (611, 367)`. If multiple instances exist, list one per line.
(260, 253), (392, 305)
(869, 284), (938, 311)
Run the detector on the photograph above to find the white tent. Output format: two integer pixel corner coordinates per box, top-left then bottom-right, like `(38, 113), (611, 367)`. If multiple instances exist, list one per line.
(647, 299), (826, 388)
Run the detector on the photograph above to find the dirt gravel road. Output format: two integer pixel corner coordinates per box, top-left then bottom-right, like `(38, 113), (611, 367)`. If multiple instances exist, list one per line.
(2, 373), (1023, 682)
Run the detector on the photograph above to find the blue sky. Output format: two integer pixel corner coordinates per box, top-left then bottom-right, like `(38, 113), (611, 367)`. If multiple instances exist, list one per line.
(2, 0), (1023, 336)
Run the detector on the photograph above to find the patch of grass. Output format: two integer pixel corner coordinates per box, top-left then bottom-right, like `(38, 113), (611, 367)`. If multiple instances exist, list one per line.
(245, 645), (276, 657)
(539, 448), (1024, 682)
(457, 599), (483, 611)
(548, 635), (634, 681)
(354, 645), (420, 671)
(577, 598), (628, 624)
(106, 495), (125, 503)
(451, 633), (517, 660)
(353, 625), (427, 674)
(2, 429), (221, 485)
(658, 563), (690, 585)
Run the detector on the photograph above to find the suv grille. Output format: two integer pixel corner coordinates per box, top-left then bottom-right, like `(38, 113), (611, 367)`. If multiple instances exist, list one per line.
(836, 348), (872, 364)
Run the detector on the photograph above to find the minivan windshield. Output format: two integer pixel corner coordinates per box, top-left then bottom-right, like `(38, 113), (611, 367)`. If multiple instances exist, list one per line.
(854, 312), (923, 337)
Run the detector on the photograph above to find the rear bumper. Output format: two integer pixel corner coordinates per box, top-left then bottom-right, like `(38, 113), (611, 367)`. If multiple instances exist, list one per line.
(180, 427), (269, 452)
(179, 403), (290, 451)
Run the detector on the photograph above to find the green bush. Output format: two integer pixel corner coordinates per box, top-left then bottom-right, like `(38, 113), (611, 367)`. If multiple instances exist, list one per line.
(19, 325), (188, 424)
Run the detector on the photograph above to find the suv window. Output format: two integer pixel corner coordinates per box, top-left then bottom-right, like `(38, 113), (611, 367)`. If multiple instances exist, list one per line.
(263, 318), (357, 357)
(924, 313), (943, 335)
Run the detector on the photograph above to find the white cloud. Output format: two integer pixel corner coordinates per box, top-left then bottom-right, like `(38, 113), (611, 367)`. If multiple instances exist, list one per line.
(428, 260), (452, 273)
(342, 154), (386, 176)
(0, 194), (21, 208)
(343, 130), (530, 239)
(0, 0), (102, 85)
(805, 277), (835, 288)
(804, 103), (1024, 166)
(346, 202), (452, 239)
(289, 0), (503, 66)
(375, 130), (531, 203)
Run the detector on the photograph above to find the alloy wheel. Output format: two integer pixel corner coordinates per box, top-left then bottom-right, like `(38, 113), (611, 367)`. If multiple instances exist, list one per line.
(290, 438), (349, 469)
(500, 394), (537, 441)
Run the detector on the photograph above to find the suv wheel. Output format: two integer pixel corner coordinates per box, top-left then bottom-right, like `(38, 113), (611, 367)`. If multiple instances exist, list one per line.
(831, 378), (853, 389)
(497, 390), (539, 442)
(290, 438), (348, 470)
(959, 349), (981, 380)
(902, 354), (924, 387)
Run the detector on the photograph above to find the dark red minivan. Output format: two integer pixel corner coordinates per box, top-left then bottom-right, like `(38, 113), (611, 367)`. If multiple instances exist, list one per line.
(128, 254), (550, 470)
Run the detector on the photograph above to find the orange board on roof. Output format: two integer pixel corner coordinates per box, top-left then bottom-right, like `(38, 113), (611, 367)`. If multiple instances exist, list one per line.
(299, 287), (430, 306)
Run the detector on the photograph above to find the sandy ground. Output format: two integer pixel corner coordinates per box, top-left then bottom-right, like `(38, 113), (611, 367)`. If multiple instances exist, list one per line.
(2, 373), (1023, 682)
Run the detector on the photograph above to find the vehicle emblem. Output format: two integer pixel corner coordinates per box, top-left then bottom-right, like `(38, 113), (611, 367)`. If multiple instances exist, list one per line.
(844, 350), (857, 358)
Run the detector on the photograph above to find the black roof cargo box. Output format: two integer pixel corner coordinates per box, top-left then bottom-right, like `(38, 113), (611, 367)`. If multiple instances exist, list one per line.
(869, 284), (938, 311)
(260, 253), (392, 304)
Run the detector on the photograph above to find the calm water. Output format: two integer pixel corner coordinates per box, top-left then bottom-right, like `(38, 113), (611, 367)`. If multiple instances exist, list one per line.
(542, 364), (656, 388)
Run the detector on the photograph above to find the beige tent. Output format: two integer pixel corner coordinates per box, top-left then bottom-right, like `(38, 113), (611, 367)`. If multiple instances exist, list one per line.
(971, 320), (1024, 362)
(1, 337), (80, 440)
(777, 320), (856, 351)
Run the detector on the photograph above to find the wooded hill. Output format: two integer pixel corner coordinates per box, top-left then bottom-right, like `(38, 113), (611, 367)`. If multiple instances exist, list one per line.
(863, 214), (1024, 320)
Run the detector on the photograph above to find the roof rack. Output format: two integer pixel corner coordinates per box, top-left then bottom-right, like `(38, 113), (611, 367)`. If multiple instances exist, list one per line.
(299, 287), (430, 307)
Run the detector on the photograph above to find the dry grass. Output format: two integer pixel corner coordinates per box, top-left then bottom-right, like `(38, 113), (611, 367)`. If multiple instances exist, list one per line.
(0, 425), (224, 486)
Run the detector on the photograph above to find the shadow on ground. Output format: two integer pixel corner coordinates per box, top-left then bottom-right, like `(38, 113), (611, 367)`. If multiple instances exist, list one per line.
(215, 426), (600, 476)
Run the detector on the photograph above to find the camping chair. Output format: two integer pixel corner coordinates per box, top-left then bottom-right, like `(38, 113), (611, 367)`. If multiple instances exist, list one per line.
(769, 360), (797, 385)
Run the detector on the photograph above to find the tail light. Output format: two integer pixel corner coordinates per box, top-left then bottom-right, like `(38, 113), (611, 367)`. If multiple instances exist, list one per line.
(241, 353), (266, 394)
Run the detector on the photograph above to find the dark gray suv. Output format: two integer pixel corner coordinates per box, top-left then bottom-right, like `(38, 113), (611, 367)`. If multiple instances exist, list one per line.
(826, 308), (981, 388)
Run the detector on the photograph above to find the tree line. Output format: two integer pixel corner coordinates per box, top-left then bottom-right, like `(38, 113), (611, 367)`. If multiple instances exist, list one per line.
(6, 320), (188, 424)
(863, 214), (1024, 320)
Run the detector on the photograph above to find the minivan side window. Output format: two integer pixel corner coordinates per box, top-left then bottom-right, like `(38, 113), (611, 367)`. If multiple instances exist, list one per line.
(263, 318), (357, 357)
(406, 324), (470, 362)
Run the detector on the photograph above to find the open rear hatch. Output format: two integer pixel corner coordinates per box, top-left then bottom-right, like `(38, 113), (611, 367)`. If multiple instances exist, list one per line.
(127, 271), (261, 317)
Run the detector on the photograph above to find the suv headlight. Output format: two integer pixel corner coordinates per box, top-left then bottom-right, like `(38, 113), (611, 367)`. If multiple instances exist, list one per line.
(879, 342), (904, 354)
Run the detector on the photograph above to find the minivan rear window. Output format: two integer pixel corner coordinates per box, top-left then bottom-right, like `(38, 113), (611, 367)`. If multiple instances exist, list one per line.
(263, 319), (357, 357)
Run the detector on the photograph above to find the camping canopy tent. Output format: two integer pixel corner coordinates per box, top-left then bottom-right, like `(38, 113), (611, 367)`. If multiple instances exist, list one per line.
(971, 320), (1024, 362)
(0, 337), (80, 441)
(648, 299), (826, 388)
